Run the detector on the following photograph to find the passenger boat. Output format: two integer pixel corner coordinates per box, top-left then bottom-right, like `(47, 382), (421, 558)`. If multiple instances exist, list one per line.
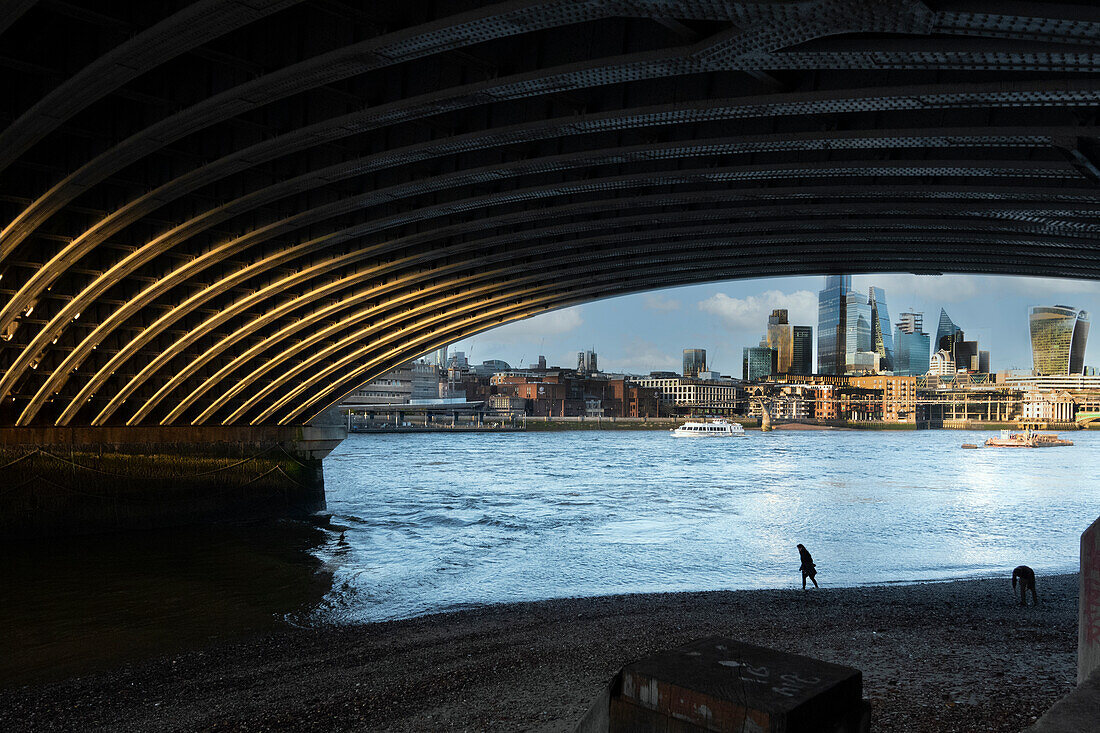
(984, 428), (1073, 448)
(670, 419), (745, 437)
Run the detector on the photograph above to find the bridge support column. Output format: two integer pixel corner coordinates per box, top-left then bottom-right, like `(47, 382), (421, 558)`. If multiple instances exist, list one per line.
(0, 424), (345, 538)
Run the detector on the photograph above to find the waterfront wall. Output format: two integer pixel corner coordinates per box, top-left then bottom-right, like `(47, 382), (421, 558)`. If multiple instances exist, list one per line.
(1081, 515), (1100, 684)
(0, 425), (345, 538)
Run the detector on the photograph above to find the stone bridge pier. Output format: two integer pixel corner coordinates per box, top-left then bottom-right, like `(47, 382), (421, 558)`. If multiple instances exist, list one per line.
(0, 424), (345, 538)
(1027, 515), (1100, 731)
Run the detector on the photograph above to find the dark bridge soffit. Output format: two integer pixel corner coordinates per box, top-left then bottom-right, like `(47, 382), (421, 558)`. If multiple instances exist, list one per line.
(3, 2), (1100, 428)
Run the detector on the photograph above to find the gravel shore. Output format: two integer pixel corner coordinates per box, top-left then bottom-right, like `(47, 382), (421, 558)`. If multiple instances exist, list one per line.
(0, 574), (1078, 732)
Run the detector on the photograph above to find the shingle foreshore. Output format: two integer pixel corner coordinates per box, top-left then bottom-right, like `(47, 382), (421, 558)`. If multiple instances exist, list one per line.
(0, 574), (1079, 732)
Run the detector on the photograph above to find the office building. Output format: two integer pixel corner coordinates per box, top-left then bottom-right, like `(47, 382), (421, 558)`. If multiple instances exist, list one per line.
(470, 359), (511, 377)
(818, 275), (872, 374)
(929, 349), (955, 375)
(636, 375), (741, 409)
(344, 363), (414, 405)
(1030, 305), (1090, 375)
(868, 287), (894, 372)
(844, 291), (873, 373)
(766, 309), (792, 374)
(765, 309), (813, 375)
(743, 346), (778, 381)
(411, 360), (443, 400)
(791, 326), (813, 375)
(935, 308), (962, 351)
(893, 311), (930, 376)
(852, 350), (879, 374)
(585, 350), (598, 373)
(817, 275), (848, 375)
(683, 348), (707, 378)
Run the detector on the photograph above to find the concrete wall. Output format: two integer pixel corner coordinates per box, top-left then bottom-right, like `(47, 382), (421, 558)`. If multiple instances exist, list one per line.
(1080, 515), (1100, 683)
(0, 425), (346, 538)
(0, 424), (345, 460)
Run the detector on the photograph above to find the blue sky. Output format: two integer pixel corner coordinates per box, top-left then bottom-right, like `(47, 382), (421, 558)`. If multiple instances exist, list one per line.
(451, 274), (1100, 376)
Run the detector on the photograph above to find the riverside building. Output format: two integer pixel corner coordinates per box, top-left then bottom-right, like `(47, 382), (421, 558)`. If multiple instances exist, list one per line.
(636, 374), (742, 412)
(344, 363), (414, 406)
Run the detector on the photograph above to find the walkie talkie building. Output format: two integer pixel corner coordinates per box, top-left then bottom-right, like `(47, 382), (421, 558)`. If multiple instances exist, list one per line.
(1030, 306), (1091, 376)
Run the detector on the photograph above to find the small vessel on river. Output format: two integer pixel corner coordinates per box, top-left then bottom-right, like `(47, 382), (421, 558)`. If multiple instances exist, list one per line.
(984, 428), (1073, 448)
(670, 419), (745, 437)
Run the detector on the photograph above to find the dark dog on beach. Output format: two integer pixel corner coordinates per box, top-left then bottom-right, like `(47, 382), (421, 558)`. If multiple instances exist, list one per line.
(1012, 565), (1039, 606)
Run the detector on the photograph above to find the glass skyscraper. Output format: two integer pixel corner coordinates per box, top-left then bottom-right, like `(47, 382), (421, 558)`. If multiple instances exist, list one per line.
(766, 308), (812, 375)
(893, 311), (930, 376)
(766, 309), (792, 373)
(791, 325), (813, 375)
(935, 308), (962, 351)
(817, 275), (849, 375)
(743, 346), (777, 381)
(868, 287), (894, 372)
(817, 275), (872, 374)
(844, 290), (873, 373)
(683, 348), (706, 378)
(1030, 305), (1090, 375)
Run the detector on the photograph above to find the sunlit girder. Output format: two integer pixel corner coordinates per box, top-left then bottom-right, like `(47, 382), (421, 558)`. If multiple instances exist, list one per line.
(96, 211), (1100, 427)
(137, 203), (1100, 425)
(21, 144), (1076, 425)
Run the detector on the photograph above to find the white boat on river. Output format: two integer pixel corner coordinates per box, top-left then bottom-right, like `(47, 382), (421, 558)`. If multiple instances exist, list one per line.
(670, 419), (746, 437)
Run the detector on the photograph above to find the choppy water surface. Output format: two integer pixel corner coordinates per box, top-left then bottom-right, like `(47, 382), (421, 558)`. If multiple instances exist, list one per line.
(316, 429), (1100, 623)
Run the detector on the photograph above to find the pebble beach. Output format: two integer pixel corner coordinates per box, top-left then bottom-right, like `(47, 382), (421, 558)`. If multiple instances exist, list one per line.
(0, 573), (1078, 732)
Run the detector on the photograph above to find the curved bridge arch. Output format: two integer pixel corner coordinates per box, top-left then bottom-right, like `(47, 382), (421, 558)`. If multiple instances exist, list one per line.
(4, 0), (1100, 428)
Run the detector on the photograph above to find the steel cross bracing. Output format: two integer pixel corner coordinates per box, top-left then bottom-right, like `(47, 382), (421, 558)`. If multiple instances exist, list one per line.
(2, 0), (1100, 427)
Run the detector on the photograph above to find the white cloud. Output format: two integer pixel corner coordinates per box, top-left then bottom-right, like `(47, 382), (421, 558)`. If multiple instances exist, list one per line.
(855, 273), (1100, 307)
(479, 307), (583, 343)
(1006, 276), (1100, 301)
(697, 289), (817, 330)
(856, 273), (981, 304)
(642, 293), (681, 312)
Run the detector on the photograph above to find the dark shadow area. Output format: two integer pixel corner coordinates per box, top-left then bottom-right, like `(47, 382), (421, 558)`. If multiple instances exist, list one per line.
(0, 518), (334, 686)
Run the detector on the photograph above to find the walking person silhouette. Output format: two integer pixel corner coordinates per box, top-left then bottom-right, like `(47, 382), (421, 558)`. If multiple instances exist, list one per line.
(797, 543), (819, 590)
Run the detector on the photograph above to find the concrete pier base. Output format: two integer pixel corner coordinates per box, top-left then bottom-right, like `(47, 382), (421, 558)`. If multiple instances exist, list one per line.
(1026, 514), (1100, 732)
(0, 425), (345, 538)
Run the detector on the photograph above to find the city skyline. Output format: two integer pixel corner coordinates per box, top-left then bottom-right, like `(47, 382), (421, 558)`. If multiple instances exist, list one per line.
(455, 273), (1100, 377)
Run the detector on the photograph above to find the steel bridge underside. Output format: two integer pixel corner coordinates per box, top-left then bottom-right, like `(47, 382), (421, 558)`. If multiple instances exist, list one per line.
(4, 0), (1100, 429)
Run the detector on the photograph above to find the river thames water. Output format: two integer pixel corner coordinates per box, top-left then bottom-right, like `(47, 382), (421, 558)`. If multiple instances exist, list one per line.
(5, 428), (1099, 682)
(316, 429), (1100, 623)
